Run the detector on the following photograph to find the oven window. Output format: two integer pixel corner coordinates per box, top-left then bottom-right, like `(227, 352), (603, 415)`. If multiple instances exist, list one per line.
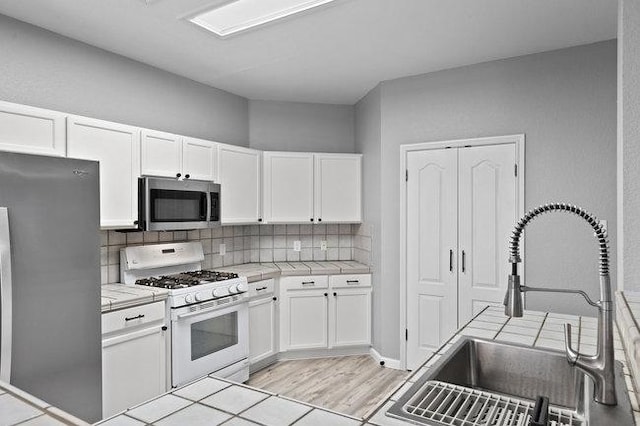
(150, 189), (207, 222)
(190, 312), (238, 361)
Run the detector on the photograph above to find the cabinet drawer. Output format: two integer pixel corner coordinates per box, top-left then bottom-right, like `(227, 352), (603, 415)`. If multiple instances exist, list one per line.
(248, 278), (275, 298)
(281, 275), (328, 290)
(102, 301), (165, 334)
(330, 274), (371, 289)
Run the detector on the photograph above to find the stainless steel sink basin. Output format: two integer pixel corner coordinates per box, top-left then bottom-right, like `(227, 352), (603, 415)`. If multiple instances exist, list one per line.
(388, 337), (634, 425)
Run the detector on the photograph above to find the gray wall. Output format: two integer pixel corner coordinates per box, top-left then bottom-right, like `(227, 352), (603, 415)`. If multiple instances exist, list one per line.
(249, 100), (355, 152)
(357, 40), (617, 360)
(619, 0), (640, 291)
(0, 14), (249, 145)
(355, 86), (383, 351)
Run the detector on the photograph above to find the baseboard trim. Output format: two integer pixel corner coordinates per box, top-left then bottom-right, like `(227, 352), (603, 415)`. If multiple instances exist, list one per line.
(369, 347), (402, 370)
(278, 346), (371, 361)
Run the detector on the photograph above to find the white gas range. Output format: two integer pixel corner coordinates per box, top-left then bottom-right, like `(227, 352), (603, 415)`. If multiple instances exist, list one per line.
(120, 242), (250, 387)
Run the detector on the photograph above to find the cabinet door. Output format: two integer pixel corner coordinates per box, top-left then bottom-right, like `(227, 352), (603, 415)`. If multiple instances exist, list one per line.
(183, 137), (217, 182)
(249, 296), (277, 364)
(141, 129), (182, 178)
(458, 144), (517, 323)
(217, 144), (261, 224)
(329, 287), (371, 347)
(280, 289), (328, 351)
(263, 152), (314, 223)
(314, 154), (362, 223)
(0, 101), (66, 157)
(67, 116), (140, 228)
(102, 326), (166, 418)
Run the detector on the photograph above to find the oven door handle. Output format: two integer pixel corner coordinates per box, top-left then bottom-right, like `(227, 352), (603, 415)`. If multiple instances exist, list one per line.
(175, 300), (246, 320)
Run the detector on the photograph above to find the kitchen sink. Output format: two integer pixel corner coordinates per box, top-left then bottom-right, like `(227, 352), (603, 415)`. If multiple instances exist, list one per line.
(387, 337), (634, 425)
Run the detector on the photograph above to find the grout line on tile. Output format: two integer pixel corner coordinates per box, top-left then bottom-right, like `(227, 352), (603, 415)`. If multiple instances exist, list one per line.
(531, 312), (549, 346)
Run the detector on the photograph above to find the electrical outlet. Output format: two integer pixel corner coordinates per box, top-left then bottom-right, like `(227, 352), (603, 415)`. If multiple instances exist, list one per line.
(219, 243), (226, 256)
(320, 240), (327, 251)
(293, 240), (301, 252)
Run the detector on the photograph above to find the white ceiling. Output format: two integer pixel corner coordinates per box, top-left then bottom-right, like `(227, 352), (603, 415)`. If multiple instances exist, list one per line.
(0, 0), (617, 104)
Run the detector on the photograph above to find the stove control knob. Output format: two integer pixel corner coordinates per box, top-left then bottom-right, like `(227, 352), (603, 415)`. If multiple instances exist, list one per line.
(184, 294), (194, 304)
(237, 282), (248, 292)
(228, 284), (238, 294)
(195, 292), (205, 301)
(213, 287), (226, 298)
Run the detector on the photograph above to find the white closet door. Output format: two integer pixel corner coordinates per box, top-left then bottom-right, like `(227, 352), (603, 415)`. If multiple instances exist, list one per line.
(458, 144), (517, 323)
(406, 149), (458, 370)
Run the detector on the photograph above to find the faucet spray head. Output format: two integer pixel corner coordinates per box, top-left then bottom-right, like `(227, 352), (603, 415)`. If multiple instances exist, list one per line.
(504, 274), (524, 317)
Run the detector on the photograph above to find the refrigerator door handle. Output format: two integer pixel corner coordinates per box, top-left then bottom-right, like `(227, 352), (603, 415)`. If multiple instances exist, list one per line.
(0, 207), (12, 382)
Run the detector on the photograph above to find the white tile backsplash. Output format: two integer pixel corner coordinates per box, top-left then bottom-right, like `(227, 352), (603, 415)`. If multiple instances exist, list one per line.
(100, 223), (372, 284)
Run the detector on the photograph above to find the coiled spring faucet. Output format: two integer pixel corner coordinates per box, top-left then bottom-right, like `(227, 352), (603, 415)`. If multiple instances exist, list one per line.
(503, 202), (616, 406)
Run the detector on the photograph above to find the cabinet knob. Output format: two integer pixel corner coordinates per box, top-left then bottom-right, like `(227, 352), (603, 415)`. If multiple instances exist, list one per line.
(318, 218), (322, 222)
(176, 173), (182, 178)
(273, 296), (277, 301)
(310, 218), (314, 222)
(324, 292), (328, 297)
(185, 174), (190, 179)
(258, 218), (263, 222)
(333, 292), (337, 296)
(161, 326), (168, 331)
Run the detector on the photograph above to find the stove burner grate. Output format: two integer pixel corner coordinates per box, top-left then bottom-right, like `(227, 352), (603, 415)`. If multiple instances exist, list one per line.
(134, 270), (239, 289)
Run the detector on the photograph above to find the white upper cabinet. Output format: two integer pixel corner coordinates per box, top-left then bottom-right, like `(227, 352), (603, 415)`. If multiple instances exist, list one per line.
(263, 152), (314, 224)
(141, 131), (217, 182)
(67, 116), (141, 229)
(140, 130), (182, 179)
(182, 137), (217, 182)
(263, 152), (362, 224)
(0, 101), (66, 157)
(217, 144), (261, 224)
(314, 154), (362, 223)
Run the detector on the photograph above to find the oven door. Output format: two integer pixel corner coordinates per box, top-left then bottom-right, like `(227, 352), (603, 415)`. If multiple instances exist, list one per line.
(141, 178), (211, 231)
(171, 300), (248, 387)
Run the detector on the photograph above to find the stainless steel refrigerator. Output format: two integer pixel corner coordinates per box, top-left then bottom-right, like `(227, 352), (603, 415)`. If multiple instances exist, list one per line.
(0, 152), (101, 422)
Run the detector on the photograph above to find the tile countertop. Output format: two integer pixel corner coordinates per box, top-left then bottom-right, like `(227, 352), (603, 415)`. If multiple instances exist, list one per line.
(101, 261), (371, 312)
(218, 260), (371, 282)
(101, 283), (169, 313)
(93, 305), (640, 426)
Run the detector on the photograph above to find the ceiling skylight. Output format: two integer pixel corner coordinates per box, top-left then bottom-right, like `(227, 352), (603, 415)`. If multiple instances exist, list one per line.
(189, 0), (339, 38)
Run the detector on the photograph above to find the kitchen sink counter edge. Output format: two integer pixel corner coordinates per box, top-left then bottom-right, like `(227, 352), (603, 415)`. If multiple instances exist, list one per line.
(100, 260), (370, 313)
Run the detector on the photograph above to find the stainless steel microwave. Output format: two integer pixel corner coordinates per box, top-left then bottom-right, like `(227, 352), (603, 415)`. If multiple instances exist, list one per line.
(138, 177), (220, 231)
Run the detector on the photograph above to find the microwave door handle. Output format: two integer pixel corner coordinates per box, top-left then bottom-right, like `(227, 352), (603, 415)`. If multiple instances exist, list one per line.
(206, 191), (212, 225)
(0, 207), (13, 382)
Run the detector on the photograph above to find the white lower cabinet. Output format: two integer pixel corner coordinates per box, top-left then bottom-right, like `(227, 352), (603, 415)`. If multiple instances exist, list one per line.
(279, 275), (371, 352)
(330, 288), (371, 347)
(249, 295), (278, 364)
(102, 301), (167, 418)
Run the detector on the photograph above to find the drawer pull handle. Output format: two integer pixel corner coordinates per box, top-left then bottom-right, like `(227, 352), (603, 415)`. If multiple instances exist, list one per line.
(301, 281), (315, 286)
(346, 280), (360, 284)
(256, 286), (268, 291)
(125, 314), (145, 322)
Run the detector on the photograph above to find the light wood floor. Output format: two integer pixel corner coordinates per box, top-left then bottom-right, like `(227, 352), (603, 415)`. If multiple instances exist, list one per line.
(247, 355), (409, 418)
